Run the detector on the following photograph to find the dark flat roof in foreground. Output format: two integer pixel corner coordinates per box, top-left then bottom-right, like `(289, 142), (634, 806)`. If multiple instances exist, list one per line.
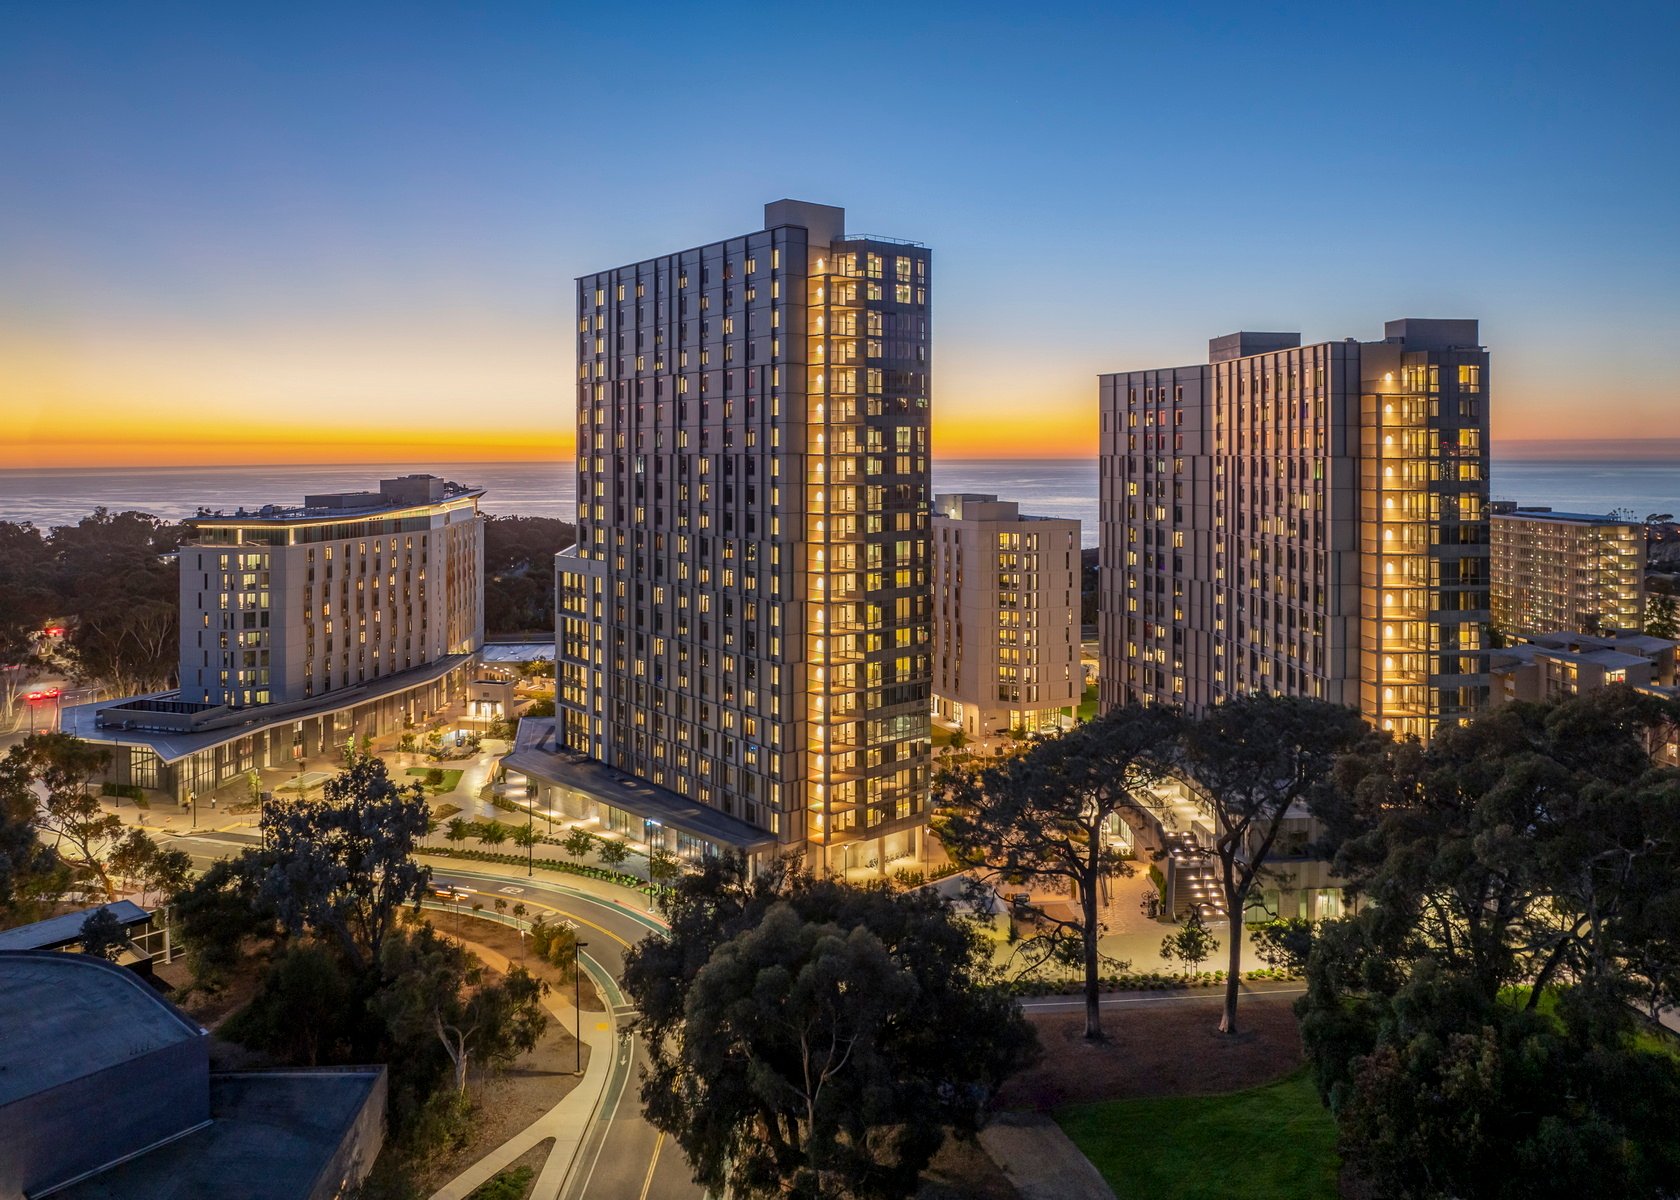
(0, 900), (150, 953)
(52, 1069), (385, 1200)
(0, 952), (200, 1106)
(503, 718), (780, 854)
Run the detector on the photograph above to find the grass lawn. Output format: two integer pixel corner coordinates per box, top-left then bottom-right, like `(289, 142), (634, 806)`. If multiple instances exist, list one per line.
(1057, 1068), (1338, 1200)
(1076, 684), (1099, 722)
(407, 767), (464, 795)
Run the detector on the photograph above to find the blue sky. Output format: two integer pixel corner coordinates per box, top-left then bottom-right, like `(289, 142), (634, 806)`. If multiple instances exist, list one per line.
(2, 0), (1675, 463)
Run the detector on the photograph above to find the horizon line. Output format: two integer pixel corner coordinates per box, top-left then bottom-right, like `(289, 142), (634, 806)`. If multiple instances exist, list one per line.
(3, 439), (1677, 474)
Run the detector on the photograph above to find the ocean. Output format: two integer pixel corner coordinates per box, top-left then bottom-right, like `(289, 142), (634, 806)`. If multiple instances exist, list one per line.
(0, 458), (1675, 546)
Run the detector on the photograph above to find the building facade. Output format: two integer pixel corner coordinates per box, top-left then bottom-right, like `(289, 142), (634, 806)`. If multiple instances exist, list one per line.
(68, 475), (484, 801)
(179, 474), (483, 708)
(932, 493), (1080, 739)
(555, 201), (933, 871)
(1490, 505), (1645, 639)
(1099, 319), (1491, 742)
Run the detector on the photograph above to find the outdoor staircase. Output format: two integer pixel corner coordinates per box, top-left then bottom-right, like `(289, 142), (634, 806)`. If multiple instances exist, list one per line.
(1161, 831), (1228, 922)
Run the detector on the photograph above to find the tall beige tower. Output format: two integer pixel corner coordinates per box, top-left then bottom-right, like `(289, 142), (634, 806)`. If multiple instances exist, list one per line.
(1099, 319), (1491, 742)
(557, 201), (933, 870)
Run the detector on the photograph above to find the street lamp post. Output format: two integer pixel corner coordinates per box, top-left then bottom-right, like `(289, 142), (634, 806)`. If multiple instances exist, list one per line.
(573, 939), (590, 1074)
(525, 783), (535, 878)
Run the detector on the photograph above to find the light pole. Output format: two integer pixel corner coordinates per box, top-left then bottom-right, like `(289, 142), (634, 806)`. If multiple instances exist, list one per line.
(573, 939), (590, 1074)
(525, 783), (535, 878)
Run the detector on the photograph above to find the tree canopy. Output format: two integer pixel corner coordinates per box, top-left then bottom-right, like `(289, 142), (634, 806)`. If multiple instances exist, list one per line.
(624, 855), (1035, 1200)
(373, 921), (548, 1095)
(936, 703), (1178, 1039)
(258, 752), (432, 972)
(5, 732), (122, 900)
(1174, 693), (1370, 1033)
(1299, 687), (1680, 1199)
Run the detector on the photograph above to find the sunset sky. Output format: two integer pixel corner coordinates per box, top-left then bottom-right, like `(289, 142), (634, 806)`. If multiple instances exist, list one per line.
(3, 1), (1676, 469)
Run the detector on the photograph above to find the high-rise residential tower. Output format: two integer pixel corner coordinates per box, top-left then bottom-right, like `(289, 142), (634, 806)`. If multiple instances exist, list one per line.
(552, 201), (933, 871)
(1098, 319), (1491, 742)
(931, 493), (1081, 741)
(1490, 505), (1645, 638)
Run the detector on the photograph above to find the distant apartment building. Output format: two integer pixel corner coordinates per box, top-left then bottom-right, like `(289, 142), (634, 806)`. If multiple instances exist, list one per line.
(1098, 319), (1491, 743)
(66, 475), (484, 799)
(527, 201), (933, 873)
(1489, 629), (1679, 765)
(932, 493), (1080, 739)
(1490, 504), (1645, 638)
(1488, 629), (1676, 705)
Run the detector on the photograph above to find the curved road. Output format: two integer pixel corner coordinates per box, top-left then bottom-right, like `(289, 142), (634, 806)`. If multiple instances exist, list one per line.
(427, 867), (702, 1200)
(166, 832), (703, 1200)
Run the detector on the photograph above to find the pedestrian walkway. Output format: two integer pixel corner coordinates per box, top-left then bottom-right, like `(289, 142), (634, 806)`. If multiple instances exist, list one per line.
(429, 939), (618, 1200)
(979, 1112), (1116, 1200)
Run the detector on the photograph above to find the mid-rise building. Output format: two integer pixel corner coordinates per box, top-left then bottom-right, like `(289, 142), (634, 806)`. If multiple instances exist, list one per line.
(179, 474), (483, 707)
(1490, 505), (1645, 638)
(540, 201), (933, 873)
(932, 493), (1080, 740)
(1098, 319), (1491, 742)
(65, 475), (484, 800)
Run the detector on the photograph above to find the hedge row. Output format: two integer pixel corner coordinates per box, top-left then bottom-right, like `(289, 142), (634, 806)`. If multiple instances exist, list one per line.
(419, 846), (651, 892)
(1003, 966), (1300, 996)
(100, 782), (146, 802)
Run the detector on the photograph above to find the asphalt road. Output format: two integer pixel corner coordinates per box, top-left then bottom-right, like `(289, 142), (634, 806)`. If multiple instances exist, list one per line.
(164, 832), (704, 1200)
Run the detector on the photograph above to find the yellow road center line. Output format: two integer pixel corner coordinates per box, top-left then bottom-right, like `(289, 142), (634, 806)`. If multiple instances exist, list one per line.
(638, 1131), (666, 1200)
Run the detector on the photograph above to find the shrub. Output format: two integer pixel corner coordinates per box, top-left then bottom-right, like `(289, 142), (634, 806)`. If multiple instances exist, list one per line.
(100, 782), (145, 802)
(419, 846), (650, 892)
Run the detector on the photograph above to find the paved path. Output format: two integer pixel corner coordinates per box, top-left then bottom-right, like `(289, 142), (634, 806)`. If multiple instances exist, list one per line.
(155, 826), (701, 1200)
(427, 937), (618, 1200)
(979, 1112), (1117, 1200)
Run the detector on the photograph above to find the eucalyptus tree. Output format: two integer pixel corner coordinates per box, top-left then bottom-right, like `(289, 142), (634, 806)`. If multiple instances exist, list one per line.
(936, 704), (1180, 1040)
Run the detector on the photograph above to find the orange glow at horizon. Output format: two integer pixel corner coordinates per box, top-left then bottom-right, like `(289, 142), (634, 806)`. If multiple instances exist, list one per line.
(3, 324), (1667, 470)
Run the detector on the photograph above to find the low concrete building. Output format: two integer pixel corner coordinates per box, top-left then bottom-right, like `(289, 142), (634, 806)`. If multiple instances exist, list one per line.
(1489, 630), (1677, 705)
(499, 717), (780, 868)
(0, 951), (385, 1199)
(1488, 630), (1679, 765)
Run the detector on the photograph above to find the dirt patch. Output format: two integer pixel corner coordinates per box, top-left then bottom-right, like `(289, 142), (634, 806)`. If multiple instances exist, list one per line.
(445, 912), (603, 1011)
(415, 1018), (586, 1194)
(997, 991), (1304, 1110)
(918, 1131), (1019, 1200)
(156, 941), (275, 1029)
